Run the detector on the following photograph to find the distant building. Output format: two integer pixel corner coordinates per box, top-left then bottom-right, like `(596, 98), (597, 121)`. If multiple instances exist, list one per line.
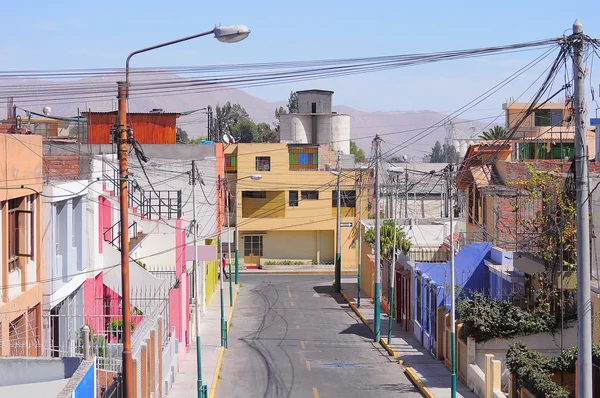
(279, 90), (350, 154)
(224, 143), (365, 268)
(82, 111), (181, 144)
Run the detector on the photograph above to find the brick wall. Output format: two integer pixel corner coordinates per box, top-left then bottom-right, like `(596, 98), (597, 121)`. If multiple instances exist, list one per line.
(505, 160), (600, 182)
(43, 154), (81, 179)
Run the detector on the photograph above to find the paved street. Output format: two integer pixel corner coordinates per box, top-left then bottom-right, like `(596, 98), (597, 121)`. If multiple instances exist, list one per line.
(217, 275), (421, 398)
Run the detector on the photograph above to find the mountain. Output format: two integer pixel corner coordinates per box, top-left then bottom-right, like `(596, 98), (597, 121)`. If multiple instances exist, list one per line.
(0, 72), (490, 159)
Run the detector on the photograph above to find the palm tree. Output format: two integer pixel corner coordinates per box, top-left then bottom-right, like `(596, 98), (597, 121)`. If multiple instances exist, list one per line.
(478, 125), (506, 141)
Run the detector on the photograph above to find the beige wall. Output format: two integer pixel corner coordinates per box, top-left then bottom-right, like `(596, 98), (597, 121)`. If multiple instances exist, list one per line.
(0, 135), (43, 356)
(227, 143), (366, 268)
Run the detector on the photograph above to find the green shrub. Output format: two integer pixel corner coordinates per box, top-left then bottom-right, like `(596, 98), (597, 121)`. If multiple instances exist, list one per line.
(456, 292), (557, 342)
(506, 342), (570, 398)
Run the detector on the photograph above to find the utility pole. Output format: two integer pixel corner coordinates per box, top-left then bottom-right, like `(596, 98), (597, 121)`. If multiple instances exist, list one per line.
(448, 165), (457, 398)
(573, 19), (592, 397)
(226, 181), (233, 306)
(117, 81), (133, 398)
(374, 135), (382, 342)
(334, 151), (342, 292)
(207, 106), (213, 142)
(388, 174), (397, 344)
(219, 177), (227, 348)
(191, 161), (207, 398)
(357, 171), (363, 308)
(404, 170), (409, 218)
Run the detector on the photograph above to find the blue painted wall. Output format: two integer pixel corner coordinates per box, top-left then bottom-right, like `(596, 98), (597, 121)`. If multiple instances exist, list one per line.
(73, 362), (95, 398)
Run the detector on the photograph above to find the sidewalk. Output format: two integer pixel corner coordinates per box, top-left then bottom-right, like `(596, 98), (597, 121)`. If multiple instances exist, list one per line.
(168, 280), (239, 398)
(340, 279), (476, 398)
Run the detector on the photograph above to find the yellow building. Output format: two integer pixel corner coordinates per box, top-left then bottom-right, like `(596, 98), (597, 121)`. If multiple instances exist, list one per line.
(224, 143), (367, 269)
(0, 134), (44, 356)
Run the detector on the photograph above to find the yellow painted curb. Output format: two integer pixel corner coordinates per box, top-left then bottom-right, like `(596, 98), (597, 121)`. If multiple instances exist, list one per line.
(209, 346), (226, 398)
(227, 288), (240, 333)
(380, 338), (399, 358)
(405, 367), (436, 398)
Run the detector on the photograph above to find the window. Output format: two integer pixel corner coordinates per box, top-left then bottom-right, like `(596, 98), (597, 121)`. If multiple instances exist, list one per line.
(289, 147), (318, 171)
(225, 154), (237, 173)
(242, 191), (266, 199)
(8, 197), (33, 272)
(424, 283), (430, 332)
(468, 187), (482, 225)
(244, 235), (263, 256)
(255, 156), (270, 171)
(289, 191), (299, 207)
(415, 276), (422, 325)
(311, 103), (317, 113)
(534, 109), (551, 127)
(332, 190), (357, 208)
(301, 191), (319, 200)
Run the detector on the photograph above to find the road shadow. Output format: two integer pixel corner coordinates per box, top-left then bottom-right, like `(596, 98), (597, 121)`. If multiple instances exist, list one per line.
(312, 285), (348, 305)
(339, 323), (373, 339)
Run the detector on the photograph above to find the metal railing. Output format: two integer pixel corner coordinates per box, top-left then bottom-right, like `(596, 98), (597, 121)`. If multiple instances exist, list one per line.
(103, 221), (138, 249)
(103, 162), (182, 220)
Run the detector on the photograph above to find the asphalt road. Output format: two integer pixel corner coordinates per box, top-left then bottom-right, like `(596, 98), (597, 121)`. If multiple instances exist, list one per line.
(217, 274), (421, 398)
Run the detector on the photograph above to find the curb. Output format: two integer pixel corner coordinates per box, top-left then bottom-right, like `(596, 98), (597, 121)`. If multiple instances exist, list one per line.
(209, 346), (226, 398)
(210, 285), (241, 398)
(405, 367), (436, 398)
(227, 288), (240, 332)
(340, 290), (400, 357)
(240, 270), (358, 275)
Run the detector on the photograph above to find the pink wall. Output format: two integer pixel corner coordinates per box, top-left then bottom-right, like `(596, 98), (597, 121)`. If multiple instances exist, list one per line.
(83, 273), (105, 333)
(169, 218), (189, 353)
(99, 196), (112, 253)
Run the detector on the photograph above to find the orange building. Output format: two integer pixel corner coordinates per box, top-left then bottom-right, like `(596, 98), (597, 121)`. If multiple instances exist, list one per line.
(83, 111), (180, 144)
(0, 134), (44, 356)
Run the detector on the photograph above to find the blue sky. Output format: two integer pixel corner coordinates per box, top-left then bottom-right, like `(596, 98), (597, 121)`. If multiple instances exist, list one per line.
(2, 0), (599, 119)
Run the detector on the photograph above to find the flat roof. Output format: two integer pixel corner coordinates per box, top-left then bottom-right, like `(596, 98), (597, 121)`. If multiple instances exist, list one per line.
(296, 89), (334, 95)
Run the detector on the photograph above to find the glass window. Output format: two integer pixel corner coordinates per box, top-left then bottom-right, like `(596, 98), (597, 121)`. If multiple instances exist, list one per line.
(289, 191), (298, 207)
(244, 235), (263, 256)
(332, 190), (356, 208)
(534, 110), (551, 127)
(255, 156), (270, 172)
(301, 191), (319, 200)
(242, 191), (266, 199)
(289, 147), (318, 171)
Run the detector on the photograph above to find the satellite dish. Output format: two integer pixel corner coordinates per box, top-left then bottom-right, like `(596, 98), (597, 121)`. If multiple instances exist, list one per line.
(402, 155), (408, 162)
(42, 106), (51, 116)
(226, 133), (237, 144)
(222, 134), (231, 144)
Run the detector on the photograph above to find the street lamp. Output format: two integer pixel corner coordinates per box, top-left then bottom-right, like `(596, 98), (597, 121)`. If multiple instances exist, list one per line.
(234, 174), (262, 284)
(387, 167), (404, 345)
(117, 25), (250, 398)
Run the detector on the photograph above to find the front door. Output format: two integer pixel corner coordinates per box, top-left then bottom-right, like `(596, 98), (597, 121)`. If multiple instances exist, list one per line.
(430, 289), (437, 357)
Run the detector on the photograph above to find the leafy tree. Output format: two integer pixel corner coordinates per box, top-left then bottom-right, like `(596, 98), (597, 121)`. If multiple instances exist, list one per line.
(287, 91), (299, 113)
(257, 122), (278, 143)
(212, 102), (250, 139)
(510, 164), (576, 311)
(350, 140), (367, 162)
(430, 141), (443, 162)
(479, 125), (506, 140)
(176, 127), (188, 143)
(232, 120), (258, 143)
(364, 220), (411, 260)
(274, 91), (299, 134)
(442, 143), (460, 163)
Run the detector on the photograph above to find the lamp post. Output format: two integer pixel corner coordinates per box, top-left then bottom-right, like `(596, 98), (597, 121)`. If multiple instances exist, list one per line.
(118, 24), (250, 398)
(234, 174), (262, 284)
